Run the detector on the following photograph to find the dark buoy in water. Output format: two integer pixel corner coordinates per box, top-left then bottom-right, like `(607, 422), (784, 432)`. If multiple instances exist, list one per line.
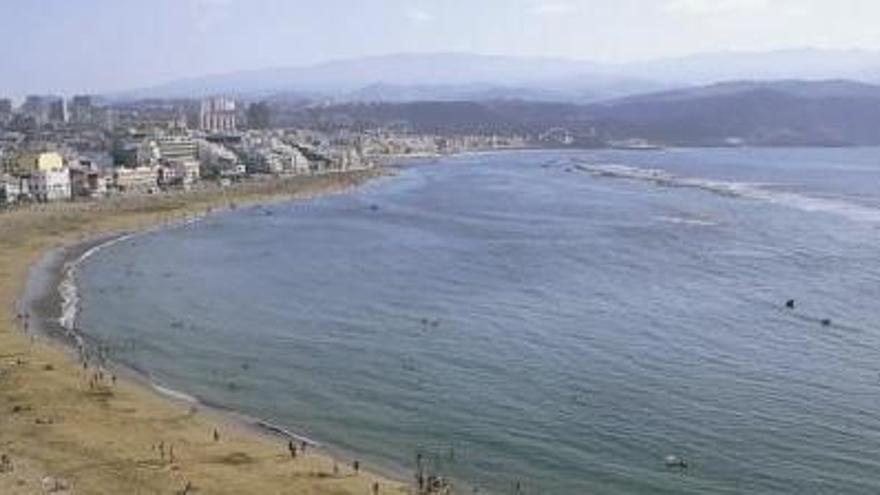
(665, 455), (688, 469)
(785, 299), (795, 309)
(821, 318), (832, 327)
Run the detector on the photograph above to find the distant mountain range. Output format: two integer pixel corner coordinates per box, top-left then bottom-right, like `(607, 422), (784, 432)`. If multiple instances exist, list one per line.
(588, 79), (880, 146)
(109, 50), (880, 146)
(280, 79), (880, 147)
(112, 53), (664, 103)
(112, 49), (880, 103)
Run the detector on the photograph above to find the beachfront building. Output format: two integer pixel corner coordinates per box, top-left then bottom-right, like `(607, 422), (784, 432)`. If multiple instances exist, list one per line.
(28, 168), (72, 201)
(323, 145), (372, 172)
(0, 147), (14, 175)
(10, 151), (72, 202)
(136, 134), (203, 189)
(156, 135), (198, 164)
(137, 135), (198, 166)
(0, 174), (25, 205)
(15, 151), (65, 174)
(111, 166), (159, 194)
(245, 146), (311, 174)
(158, 160), (200, 189)
(70, 163), (109, 199)
(239, 133), (311, 175)
(197, 139), (244, 178)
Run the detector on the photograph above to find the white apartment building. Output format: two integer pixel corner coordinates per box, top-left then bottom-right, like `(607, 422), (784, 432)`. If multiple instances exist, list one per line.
(199, 97), (237, 132)
(159, 160), (200, 188)
(112, 166), (159, 193)
(0, 174), (25, 204)
(28, 169), (71, 201)
(198, 140), (243, 177)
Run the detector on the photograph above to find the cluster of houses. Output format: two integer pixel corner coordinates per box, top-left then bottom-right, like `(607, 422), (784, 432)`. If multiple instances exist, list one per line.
(0, 94), (385, 207)
(0, 147), (176, 203)
(0, 128), (376, 206)
(0, 93), (537, 208)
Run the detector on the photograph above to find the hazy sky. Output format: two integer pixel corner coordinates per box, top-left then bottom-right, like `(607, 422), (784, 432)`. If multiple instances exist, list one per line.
(2, 0), (880, 97)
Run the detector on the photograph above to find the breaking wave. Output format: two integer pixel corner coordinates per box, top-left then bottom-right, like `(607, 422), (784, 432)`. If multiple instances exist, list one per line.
(574, 162), (880, 223)
(58, 233), (138, 343)
(654, 215), (719, 227)
(58, 214), (207, 338)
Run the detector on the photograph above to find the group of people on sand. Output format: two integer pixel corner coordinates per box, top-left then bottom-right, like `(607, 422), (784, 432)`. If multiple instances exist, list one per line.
(152, 441), (176, 465)
(280, 436), (374, 487)
(85, 365), (116, 391)
(0, 453), (13, 473)
(415, 452), (455, 495)
(15, 311), (29, 332)
(287, 439), (310, 458)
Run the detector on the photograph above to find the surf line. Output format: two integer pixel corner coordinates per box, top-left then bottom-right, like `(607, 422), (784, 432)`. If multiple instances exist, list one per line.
(573, 161), (880, 224)
(58, 213), (208, 343)
(53, 212), (328, 452)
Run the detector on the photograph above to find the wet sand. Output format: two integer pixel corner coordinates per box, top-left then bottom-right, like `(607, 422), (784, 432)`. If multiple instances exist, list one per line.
(0, 170), (409, 494)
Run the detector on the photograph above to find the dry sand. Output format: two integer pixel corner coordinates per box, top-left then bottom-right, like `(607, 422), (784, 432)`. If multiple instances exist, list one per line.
(0, 170), (410, 494)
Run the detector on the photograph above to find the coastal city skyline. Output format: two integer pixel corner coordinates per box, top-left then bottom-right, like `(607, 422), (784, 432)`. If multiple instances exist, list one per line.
(4, 0), (880, 97)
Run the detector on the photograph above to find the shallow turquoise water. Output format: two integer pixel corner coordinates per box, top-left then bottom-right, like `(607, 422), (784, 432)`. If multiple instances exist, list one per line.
(78, 148), (880, 494)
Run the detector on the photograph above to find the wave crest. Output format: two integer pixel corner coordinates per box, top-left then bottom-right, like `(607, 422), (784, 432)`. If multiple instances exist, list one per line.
(575, 162), (880, 223)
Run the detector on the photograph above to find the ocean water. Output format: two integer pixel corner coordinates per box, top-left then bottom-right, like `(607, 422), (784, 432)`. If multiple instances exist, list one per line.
(76, 148), (880, 494)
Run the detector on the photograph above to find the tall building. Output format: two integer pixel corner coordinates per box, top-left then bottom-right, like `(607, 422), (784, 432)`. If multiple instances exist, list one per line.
(21, 95), (52, 126)
(48, 98), (67, 123)
(70, 95), (93, 125)
(21, 95), (65, 126)
(246, 101), (271, 129)
(0, 99), (12, 125)
(199, 97), (236, 132)
(156, 135), (198, 163)
(136, 135), (198, 166)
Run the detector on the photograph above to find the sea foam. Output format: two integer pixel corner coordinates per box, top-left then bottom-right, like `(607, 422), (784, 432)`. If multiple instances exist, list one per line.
(575, 162), (880, 223)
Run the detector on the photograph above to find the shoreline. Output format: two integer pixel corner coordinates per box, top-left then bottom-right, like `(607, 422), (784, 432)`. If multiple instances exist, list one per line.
(0, 168), (411, 494)
(24, 231), (333, 451)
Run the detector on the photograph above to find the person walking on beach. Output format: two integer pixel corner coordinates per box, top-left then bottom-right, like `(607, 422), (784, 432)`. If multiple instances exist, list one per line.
(353, 460), (360, 474)
(372, 481), (380, 494)
(213, 428), (220, 442)
(288, 440), (297, 459)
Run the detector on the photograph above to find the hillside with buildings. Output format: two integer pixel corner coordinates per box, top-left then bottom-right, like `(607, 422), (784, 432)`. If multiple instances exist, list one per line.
(7, 78), (880, 206)
(0, 96), (400, 206)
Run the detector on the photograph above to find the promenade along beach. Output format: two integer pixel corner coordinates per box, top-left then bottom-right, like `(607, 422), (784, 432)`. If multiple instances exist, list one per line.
(0, 170), (406, 494)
